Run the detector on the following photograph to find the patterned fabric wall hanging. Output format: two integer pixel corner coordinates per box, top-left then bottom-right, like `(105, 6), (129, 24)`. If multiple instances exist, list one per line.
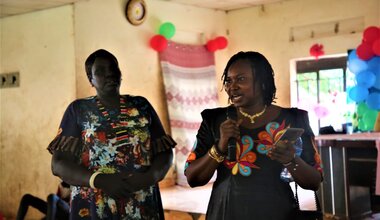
(159, 41), (219, 186)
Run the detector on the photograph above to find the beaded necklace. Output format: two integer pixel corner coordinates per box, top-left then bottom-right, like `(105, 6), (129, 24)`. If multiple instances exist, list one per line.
(96, 96), (129, 146)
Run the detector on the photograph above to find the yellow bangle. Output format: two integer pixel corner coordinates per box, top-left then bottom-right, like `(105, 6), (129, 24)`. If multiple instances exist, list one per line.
(89, 171), (101, 189)
(208, 145), (225, 163)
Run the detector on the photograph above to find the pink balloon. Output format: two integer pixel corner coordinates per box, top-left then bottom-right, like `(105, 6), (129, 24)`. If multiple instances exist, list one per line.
(150, 35), (167, 52)
(356, 42), (374, 60)
(313, 104), (329, 119)
(363, 26), (380, 44)
(206, 40), (218, 52)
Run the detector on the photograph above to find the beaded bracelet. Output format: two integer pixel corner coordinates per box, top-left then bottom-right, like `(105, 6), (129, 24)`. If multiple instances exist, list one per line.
(208, 145), (225, 163)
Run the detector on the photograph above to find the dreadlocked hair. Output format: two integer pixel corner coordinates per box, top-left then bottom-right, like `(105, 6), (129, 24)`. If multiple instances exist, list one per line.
(221, 51), (276, 106)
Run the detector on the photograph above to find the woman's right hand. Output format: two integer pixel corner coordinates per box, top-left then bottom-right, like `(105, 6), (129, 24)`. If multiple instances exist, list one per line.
(94, 172), (133, 199)
(218, 119), (241, 154)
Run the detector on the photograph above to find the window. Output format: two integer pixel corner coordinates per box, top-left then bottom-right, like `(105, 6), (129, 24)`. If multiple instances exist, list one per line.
(295, 56), (356, 135)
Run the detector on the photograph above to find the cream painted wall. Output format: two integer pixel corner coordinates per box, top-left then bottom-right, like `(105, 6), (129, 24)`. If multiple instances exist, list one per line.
(0, 6), (76, 219)
(227, 0), (380, 107)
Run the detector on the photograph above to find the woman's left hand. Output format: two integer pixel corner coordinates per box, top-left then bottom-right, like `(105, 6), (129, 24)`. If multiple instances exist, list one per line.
(269, 140), (296, 164)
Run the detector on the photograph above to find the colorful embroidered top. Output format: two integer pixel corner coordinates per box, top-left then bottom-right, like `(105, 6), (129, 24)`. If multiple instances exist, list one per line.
(48, 95), (175, 220)
(185, 107), (322, 220)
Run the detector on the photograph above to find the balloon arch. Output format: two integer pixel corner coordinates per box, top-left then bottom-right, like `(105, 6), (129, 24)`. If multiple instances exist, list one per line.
(347, 26), (380, 131)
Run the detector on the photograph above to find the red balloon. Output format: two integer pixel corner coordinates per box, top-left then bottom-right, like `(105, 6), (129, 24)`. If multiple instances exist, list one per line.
(356, 42), (374, 60)
(373, 39), (380, 56)
(215, 36), (228, 49)
(206, 40), (218, 52)
(309, 43), (324, 59)
(363, 26), (380, 44)
(150, 35), (167, 52)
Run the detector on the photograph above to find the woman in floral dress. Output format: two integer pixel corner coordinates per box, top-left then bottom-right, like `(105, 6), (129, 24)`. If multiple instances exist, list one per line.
(185, 51), (323, 220)
(48, 49), (175, 219)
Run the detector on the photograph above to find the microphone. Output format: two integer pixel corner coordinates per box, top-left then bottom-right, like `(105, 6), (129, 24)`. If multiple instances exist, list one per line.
(226, 105), (237, 161)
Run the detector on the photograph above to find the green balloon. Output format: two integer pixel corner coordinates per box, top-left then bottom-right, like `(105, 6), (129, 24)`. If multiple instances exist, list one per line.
(362, 110), (379, 131)
(358, 119), (367, 131)
(356, 102), (368, 115)
(159, 22), (176, 39)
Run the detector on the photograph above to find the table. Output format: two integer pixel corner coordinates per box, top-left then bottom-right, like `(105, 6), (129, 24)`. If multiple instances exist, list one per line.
(316, 133), (380, 219)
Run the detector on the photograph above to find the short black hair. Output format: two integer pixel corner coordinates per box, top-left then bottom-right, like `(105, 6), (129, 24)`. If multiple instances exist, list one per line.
(221, 51), (276, 105)
(85, 49), (121, 83)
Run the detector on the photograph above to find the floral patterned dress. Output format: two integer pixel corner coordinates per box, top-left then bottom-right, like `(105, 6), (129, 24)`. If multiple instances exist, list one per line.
(185, 106), (322, 220)
(48, 95), (175, 220)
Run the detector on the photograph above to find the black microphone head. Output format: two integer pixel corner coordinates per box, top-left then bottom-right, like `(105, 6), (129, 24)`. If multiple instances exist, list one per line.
(227, 105), (237, 120)
(226, 105), (238, 161)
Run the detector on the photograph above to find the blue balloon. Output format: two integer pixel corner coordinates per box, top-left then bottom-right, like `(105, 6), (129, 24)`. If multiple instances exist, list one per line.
(367, 56), (380, 75)
(348, 86), (369, 102)
(348, 57), (368, 74)
(346, 87), (355, 104)
(374, 72), (380, 90)
(348, 49), (358, 61)
(366, 92), (380, 110)
(369, 87), (380, 93)
(355, 70), (376, 88)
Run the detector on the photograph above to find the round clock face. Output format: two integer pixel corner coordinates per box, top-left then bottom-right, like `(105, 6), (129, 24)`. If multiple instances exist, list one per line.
(126, 0), (147, 25)
(131, 2), (144, 20)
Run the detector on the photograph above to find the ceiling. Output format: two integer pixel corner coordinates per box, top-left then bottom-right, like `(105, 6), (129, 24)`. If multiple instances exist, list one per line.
(0, 0), (285, 18)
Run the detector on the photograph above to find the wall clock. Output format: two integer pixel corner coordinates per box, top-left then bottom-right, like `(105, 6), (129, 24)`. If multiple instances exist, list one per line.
(125, 0), (147, 26)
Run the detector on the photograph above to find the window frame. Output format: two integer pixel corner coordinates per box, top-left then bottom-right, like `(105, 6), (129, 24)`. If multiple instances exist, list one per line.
(295, 56), (349, 134)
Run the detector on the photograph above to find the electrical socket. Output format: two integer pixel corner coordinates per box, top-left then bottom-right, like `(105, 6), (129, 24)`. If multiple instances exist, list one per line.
(0, 72), (20, 89)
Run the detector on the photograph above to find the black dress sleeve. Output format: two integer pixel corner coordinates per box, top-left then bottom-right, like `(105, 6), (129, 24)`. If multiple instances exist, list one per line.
(184, 108), (223, 172)
(294, 109), (323, 174)
(47, 101), (83, 160)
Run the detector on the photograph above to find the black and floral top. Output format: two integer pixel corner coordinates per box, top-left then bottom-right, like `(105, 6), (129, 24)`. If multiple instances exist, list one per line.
(48, 95), (175, 220)
(185, 106), (322, 220)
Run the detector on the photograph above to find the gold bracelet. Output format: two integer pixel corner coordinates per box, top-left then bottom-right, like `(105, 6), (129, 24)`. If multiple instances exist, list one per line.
(89, 171), (101, 189)
(211, 145), (225, 159)
(208, 151), (224, 163)
(208, 145), (225, 163)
